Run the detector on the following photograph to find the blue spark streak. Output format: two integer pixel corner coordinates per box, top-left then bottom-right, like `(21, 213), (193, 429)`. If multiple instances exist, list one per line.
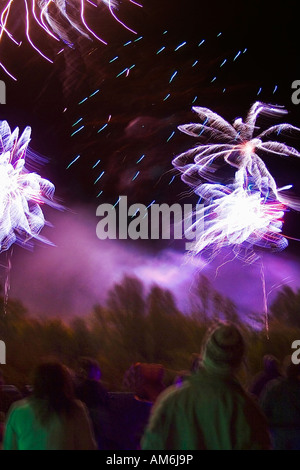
(132, 171), (140, 181)
(131, 208), (139, 217)
(72, 118), (83, 127)
(97, 123), (108, 133)
(94, 171), (105, 184)
(169, 71), (178, 83)
(233, 51), (241, 61)
(167, 131), (175, 142)
(147, 200), (155, 209)
(89, 89), (99, 97)
(71, 125), (84, 136)
(136, 154), (145, 163)
(116, 68), (128, 77)
(113, 197), (121, 207)
(93, 160), (101, 168)
(174, 41), (186, 51)
(156, 46), (166, 54)
(67, 155), (80, 169)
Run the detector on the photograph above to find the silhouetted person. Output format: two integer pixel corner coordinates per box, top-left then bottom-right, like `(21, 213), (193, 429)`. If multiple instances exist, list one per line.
(21, 385), (33, 398)
(3, 359), (97, 450)
(106, 363), (166, 450)
(75, 357), (111, 449)
(260, 357), (300, 450)
(127, 363), (166, 404)
(249, 354), (281, 399)
(0, 370), (22, 415)
(141, 322), (271, 450)
(0, 369), (22, 448)
(76, 357), (108, 409)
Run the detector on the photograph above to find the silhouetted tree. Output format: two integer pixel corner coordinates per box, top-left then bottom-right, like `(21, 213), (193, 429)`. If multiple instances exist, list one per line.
(106, 275), (148, 365)
(189, 274), (211, 323)
(146, 285), (183, 363)
(71, 317), (98, 359)
(270, 286), (300, 328)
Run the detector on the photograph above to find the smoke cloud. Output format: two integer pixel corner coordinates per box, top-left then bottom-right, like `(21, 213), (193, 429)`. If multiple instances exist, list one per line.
(3, 204), (300, 323)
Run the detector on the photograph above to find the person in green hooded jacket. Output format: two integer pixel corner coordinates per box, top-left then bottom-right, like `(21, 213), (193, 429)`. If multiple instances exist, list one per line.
(141, 322), (271, 450)
(3, 360), (97, 450)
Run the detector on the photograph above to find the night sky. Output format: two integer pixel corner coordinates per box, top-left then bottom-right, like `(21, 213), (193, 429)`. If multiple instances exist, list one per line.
(0, 0), (300, 322)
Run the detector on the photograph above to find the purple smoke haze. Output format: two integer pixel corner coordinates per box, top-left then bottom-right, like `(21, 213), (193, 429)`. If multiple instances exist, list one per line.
(2, 205), (300, 323)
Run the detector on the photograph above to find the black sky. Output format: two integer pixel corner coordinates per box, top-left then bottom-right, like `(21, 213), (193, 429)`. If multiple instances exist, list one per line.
(0, 0), (300, 246)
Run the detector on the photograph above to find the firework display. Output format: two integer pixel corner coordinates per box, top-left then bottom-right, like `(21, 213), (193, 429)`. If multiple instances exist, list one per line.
(0, 0), (139, 80)
(173, 103), (300, 262)
(0, 120), (61, 253)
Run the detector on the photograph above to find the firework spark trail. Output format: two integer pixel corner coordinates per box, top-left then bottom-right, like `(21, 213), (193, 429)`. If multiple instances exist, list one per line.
(66, 29), (250, 201)
(3, 246), (12, 314)
(260, 259), (269, 338)
(173, 102), (300, 261)
(174, 103), (300, 202)
(173, 103), (300, 331)
(0, 0), (140, 80)
(0, 120), (62, 253)
(0, 0), (18, 80)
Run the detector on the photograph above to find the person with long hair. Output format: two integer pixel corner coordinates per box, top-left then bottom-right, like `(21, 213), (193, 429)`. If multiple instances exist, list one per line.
(3, 359), (97, 450)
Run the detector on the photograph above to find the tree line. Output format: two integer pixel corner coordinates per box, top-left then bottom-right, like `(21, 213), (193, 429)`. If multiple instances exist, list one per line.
(0, 275), (300, 390)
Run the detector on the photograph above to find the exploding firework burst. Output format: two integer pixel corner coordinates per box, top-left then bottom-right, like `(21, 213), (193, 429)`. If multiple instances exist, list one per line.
(173, 102), (300, 262)
(0, 120), (61, 253)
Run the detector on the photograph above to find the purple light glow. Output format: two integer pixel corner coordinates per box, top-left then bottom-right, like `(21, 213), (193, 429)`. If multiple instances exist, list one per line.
(7, 207), (300, 325)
